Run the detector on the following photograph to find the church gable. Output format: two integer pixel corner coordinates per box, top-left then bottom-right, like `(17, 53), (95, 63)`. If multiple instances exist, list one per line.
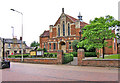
(54, 8), (78, 26)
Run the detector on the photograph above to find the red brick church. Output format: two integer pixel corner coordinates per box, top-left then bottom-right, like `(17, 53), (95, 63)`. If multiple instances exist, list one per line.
(40, 8), (117, 54)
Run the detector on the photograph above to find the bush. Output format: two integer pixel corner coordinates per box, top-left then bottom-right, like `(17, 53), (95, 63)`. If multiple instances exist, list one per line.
(43, 52), (57, 58)
(70, 52), (77, 57)
(85, 52), (97, 57)
(44, 52), (49, 57)
(8, 54), (29, 58)
(63, 53), (73, 64)
(43, 48), (47, 52)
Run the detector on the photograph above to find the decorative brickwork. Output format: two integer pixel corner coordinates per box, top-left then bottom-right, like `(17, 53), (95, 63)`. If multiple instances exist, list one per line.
(40, 9), (88, 53)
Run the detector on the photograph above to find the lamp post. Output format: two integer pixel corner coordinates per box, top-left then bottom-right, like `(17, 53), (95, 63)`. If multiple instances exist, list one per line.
(10, 9), (23, 62)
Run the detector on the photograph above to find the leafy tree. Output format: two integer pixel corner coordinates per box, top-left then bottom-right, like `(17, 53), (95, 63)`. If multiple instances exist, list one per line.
(71, 40), (79, 52)
(77, 15), (120, 59)
(30, 41), (40, 47)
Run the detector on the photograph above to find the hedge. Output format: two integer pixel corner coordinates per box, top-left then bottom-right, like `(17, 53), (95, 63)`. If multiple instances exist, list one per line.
(70, 52), (97, 57)
(44, 52), (57, 58)
(85, 52), (97, 57)
(70, 52), (77, 57)
(8, 54), (29, 58)
(63, 53), (73, 64)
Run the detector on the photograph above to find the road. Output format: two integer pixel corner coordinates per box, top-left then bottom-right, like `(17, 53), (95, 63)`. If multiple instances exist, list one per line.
(0, 62), (119, 82)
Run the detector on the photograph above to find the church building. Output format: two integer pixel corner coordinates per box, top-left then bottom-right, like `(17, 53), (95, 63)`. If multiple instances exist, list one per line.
(40, 8), (88, 53)
(40, 8), (117, 54)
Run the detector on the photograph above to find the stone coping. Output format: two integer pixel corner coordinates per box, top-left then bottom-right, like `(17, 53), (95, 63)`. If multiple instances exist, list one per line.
(83, 59), (120, 61)
(8, 58), (57, 60)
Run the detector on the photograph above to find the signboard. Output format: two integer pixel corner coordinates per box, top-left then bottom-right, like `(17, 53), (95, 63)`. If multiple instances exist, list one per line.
(37, 51), (44, 56)
(30, 51), (36, 56)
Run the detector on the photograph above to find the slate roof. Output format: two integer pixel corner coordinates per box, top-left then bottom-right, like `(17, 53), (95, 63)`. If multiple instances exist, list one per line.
(0, 38), (26, 44)
(40, 30), (49, 37)
(5, 38), (22, 44)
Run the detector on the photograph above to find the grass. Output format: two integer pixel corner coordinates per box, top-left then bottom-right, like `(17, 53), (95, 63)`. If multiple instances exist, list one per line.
(93, 54), (120, 59)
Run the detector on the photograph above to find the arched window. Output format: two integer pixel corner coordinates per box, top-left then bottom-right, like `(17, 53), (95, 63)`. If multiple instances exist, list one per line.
(68, 23), (70, 36)
(63, 21), (65, 36)
(58, 25), (60, 36)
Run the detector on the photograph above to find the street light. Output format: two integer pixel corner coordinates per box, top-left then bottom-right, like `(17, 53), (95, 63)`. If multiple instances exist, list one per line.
(10, 9), (24, 62)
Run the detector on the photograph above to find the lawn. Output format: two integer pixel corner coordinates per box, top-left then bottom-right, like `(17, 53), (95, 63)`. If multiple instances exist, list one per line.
(93, 54), (120, 59)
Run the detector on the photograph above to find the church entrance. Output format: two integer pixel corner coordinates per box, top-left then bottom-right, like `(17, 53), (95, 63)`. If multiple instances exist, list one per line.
(59, 41), (66, 53)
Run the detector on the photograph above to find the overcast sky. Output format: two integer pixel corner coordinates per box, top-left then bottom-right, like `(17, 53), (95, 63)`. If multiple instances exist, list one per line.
(0, 0), (119, 46)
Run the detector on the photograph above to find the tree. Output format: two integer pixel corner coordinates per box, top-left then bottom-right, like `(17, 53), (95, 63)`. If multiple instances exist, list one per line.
(71, 40), (79, 52)
(77, 15), (120, 59)
(30, 41), (40, 47)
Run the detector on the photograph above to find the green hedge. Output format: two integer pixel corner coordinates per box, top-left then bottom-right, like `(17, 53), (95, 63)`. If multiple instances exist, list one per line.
(70, 52), (96, 57)
(8, 54), (29, 58)
(63, 53), (73, 64)
(85, 52), (97, 57)
(70, 52), (77, 57)
(44, 52), (57, 58)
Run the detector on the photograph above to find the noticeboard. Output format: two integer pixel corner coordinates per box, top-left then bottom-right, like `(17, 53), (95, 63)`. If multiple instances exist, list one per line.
(37, 51), (44, 56)
(30, 51), (36, 56)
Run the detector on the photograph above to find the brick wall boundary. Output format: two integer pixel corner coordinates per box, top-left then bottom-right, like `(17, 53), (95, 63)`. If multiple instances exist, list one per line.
(7, 50), (64, 64)
(77, 49), (120, 67)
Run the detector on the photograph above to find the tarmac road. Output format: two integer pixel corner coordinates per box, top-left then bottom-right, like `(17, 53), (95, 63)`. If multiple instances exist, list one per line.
(0, 62), (119, 82)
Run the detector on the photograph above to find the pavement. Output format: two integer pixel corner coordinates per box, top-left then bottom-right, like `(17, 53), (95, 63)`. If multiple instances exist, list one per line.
(0, 62), (119, 82)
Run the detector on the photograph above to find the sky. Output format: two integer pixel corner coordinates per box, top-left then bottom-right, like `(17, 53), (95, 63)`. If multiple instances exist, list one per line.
(0, 0), (119, 46)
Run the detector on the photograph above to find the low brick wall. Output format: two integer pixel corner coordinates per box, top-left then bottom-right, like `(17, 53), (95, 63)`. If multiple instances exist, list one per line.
(7, 50), (64, 64)
(81, 59), (120, 67)
(8, 58), (58, 64)
(77, 49), (120, 67)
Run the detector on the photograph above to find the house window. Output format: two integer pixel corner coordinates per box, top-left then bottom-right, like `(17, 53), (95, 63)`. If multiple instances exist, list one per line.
(8, 43), (10, 48)
(68, 23), (70, 36)
(14, 50), (17, 54)
(49, 43), (51, 50)
(7, 51), (9, 55)
(20, 44), (22, 48)
(53, 43), (56, 50)
(19, 51), (21, 54)
(44, 43), (45, 48)
(58, 25), (60, 36)
(63, 21), (65, 36)
(69, 42), (72, 49)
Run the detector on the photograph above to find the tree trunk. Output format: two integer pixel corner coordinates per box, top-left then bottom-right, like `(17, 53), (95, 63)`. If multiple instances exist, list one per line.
(102, 38), (105, 59)
(103, 46), (104, 59)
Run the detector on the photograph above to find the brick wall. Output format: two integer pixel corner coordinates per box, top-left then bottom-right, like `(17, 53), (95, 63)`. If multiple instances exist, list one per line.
(7, 50), (64, 64)
(77, 49), (120, 67)
(82, 60), (120, 67)
(40, 37), (49, 49)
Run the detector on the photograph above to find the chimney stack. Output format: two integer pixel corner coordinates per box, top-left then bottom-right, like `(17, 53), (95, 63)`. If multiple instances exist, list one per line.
(20, 37), (22, 41)
(62, 8), (64, 13)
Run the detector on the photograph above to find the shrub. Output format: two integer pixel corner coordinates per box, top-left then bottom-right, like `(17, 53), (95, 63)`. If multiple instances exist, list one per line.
(44, 52), (49, 57)
(63, 53), (73, 64)
(70, 52), (77, 57)
(8, 54), (29, 58)
(43, 48), (47, 52)
(85, 52), (97, 57)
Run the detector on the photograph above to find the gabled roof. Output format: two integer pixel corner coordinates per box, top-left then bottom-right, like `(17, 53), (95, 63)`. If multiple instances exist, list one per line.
(54, 13), (88, 26)
(40, 30), (49, 37)
(66, 14), (78, 22)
